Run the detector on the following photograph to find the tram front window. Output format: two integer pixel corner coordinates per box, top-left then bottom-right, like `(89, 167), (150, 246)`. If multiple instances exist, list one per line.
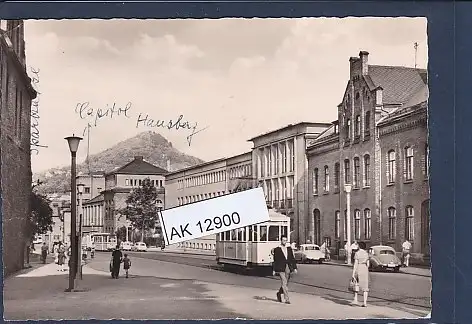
(281, 226), (288, 239)
(268, 226), (280, 241)
(260, 226), (268, 241)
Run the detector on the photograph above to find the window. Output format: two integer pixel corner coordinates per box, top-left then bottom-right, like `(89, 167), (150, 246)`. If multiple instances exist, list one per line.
(268, 226), (280, 241)
(335, 211), (340, 238)
(324, 166), (329, 192)
(365, 111), (371, 136)
(387, 150), (396, 184)
(346, 119), (351, 139)
(259, 226), (268, 241)
(364, 209), (371, 240)
(404, 146), (414, 181)
(281, 144), (287, 173)
(364, 155), (371, 187)
(334, 162), (340, 190)
(344, 210), (348, 240)
(353, 157), (360, 188)
(355, 115), (361, 138)
(268, 147), (272, 176)
(291, 141), (295, 172)
(388, 207), (396, 240)
(405, 206), (414, 241)
(139, 179), (142, 186)
(344, 159), (351, 184)
(354, 209), (361, 240)
(125, 179), (129, 186)
(313, 168), (319, 195)
(84, 187), (90, 194)
(274, 145), (279, 175)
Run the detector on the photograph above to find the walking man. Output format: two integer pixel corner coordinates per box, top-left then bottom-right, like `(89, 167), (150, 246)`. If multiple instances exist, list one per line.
(271, 236), (297, 304)
(402, 239), (412, 267)
(41, 242), (48, 264)
(111, 245), (123, 279)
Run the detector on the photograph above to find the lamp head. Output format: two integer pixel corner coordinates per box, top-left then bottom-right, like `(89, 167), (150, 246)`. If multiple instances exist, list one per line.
(65, 134), (83, 153)
(344, 184), (352, 193)
(77, 183), (85, 194)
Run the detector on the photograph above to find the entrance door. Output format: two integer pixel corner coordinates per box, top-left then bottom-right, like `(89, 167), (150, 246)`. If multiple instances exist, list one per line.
(421, 200), (430, 255)
(314, 209), (321, 245)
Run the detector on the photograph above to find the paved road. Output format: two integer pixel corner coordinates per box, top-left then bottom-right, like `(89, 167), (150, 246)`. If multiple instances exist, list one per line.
(94, 251), (430, 317)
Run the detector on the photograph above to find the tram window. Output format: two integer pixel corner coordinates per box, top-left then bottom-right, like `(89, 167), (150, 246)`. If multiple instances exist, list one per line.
(282, 226), (288, 239)
(225, 231), (230, 241)
(237, 229), (242, 241)
(253, 225), (258, 241)
(268, 226), (280, 241)
(231, 229), (237, 241)
(260, 226), (268, 242)
(248, 226), (253, 242)
(242, 227), (246, 241)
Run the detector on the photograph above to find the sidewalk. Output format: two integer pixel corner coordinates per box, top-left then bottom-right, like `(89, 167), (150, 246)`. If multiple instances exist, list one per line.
(324, 259), (431, 277)
(4, 260), (429, 320)
(149, 246), (215, 256)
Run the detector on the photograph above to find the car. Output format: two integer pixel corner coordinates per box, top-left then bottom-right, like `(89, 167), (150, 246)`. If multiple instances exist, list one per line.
(368, 245), (402, 272)
(120, 241), (133, 251)
(132, 242), (148, 252)
(293, 244), (325, 264)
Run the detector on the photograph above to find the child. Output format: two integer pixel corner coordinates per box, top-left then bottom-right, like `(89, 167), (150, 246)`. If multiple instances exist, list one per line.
(123, 254), (131, 278)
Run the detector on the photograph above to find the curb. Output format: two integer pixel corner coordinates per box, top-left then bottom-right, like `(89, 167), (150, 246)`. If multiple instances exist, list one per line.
(324, 261), (431, 278)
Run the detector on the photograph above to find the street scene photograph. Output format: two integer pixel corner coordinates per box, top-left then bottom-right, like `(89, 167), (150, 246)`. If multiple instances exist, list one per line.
(1, 17), (431, 320)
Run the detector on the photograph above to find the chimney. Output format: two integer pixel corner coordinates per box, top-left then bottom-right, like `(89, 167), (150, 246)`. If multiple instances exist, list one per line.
(135, 156), (144, 161)
(349, 56), (361, 80)
(359, 51), (369, 76)
(166, 159), (171, 171)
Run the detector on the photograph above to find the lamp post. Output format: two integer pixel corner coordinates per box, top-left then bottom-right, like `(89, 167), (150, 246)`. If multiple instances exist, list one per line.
(345, 184), (352, 266)
(156, 200), (164, 248)
(77, 183), (85, 281)
(65, 134), (82, 292)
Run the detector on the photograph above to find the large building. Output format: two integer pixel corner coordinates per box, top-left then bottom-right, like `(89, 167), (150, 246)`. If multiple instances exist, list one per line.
(306, 51), (429, 264)
(76, 171), (106, 202)
(83, 156), (167, 235)
(1, 20), (37, 275)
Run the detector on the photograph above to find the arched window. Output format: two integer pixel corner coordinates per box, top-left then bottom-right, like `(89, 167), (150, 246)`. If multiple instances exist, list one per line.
(334, 162), (340, 190)
(346, 119), (351, 139)
(388, 207), (396, 240)
(387, 150), (396, 184)
(335, 210), (340, 238)
(313, 209), (321, 245)
(364, 154), (371, 187)
(344, 159), (351, 184)
(324, 166), (329, 192)
(313, 168), (319, 195)
(365, 111), (371, 136)
(404, 146), (414, 181)
(354, 209), (361, 240)
(344, 210), (348, 240)
(353, 157), (360, 188)
(364, 209), (371, 240)
(355, 115), (361, 137)
(405, 206), (414, 241)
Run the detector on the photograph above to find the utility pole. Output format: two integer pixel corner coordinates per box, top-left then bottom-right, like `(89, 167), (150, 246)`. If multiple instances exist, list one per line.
(414, 42), (419, 69)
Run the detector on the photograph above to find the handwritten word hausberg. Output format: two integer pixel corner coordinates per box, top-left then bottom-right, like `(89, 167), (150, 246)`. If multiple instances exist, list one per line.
(75, 101), (132, 128)
(136, 113), (208, 146)
(30, 67), (48, 155)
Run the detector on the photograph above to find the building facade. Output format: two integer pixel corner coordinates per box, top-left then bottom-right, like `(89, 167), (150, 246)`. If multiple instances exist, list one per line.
(306, 51), (429, 263)
(1, 20), (37, 275)
(42, 193), (71, 251)
(76, 171), (106, 202)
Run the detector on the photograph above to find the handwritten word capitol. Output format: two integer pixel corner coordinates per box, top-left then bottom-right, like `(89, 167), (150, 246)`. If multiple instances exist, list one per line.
(75, 101), (132, 128)
(30, 67), (48, 155)
(136, 113), (208, 146)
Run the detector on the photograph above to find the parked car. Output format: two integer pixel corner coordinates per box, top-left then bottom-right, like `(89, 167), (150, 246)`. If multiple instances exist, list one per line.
(293, 244), (325, 264)
(368, 245), (402, 272)
(132, 242), (148, 252)
(120, 241), (133, 251)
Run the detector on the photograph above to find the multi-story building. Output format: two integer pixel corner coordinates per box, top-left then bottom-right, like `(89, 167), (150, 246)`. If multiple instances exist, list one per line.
(76, 171), (105, 202)
(165, 152), (253, 250)
(42, 193), (71, 250)
(306, 51), (429, 264)
(249, 123), (331, 244)
(0, 20), (37, 275)
(83, 156), (167, 236)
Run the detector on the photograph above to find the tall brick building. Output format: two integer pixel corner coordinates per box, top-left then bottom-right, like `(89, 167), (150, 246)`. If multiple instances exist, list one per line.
(1, 20), (37, 275)
(306, 51), (429, 263)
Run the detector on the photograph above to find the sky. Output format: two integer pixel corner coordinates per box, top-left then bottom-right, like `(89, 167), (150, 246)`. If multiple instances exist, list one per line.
(24, 18), (428, 173)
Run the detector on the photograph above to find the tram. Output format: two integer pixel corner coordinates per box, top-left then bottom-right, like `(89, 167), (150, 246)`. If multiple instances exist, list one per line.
(90, 233), (117, 251)
(215, 208), (290, 271)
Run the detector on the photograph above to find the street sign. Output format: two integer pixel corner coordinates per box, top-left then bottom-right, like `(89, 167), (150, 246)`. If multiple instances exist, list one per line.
(158, 187), (270, 246)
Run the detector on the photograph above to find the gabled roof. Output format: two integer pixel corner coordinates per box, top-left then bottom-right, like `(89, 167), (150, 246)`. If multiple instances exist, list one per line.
(83, 193), (104, 205)
(368, 65), (427, 105)
(377, 100), (427, 125)
(106, 156), (168, 176)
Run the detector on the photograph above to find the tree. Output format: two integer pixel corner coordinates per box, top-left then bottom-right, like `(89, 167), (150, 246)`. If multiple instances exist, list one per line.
(116, 178), (161, 240)
(29, 186), (54, 241)
(115, 226), (127, 242)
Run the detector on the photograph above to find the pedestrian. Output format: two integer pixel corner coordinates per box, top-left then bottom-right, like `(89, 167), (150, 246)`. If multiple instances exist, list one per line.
(320, 241), (330, 261)
(41, 242), (48, 264)
(57, 243), (66, 272)
(123, 253), (132, 278)
(351, 241), (370, 307)
(402, 239), (412, 267)
(344, 241), (350, 264)
(271, 235), (298, 304)
(111, 245), (123, 279)
(53, 242), (59, 265)
(350, 241), (359, 264)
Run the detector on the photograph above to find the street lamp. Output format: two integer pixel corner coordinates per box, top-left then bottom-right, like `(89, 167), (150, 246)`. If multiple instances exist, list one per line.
(65, 134), (82, 292)
(77, 183), (85, 281)
(156, 200), (164, 249)
(344, 184), (352, 266)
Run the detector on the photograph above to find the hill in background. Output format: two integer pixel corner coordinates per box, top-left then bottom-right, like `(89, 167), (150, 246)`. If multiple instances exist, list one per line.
(34, 131), (205, 194)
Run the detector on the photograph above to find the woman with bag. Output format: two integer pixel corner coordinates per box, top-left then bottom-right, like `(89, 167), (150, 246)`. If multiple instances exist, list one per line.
(350, 241), (370, 307)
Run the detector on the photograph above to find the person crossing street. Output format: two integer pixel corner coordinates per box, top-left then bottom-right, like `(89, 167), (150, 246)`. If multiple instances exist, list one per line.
(271, 236), (298, 304)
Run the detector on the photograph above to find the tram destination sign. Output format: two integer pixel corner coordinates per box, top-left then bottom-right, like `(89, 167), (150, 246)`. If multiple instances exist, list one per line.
(158, 187), (270, 246)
